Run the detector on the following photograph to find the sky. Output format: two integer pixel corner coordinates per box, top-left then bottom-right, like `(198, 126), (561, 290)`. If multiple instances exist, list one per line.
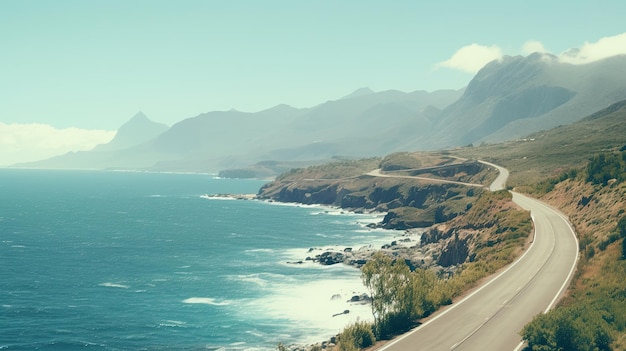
(2, 0), (626, 165)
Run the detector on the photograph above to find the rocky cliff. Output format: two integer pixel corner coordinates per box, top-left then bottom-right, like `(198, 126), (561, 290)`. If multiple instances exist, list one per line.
(258, 156), (531, 271)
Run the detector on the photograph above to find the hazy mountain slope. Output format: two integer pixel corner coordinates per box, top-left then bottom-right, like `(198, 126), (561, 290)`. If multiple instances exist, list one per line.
(135, 88), (462, 171)
(13, 112), (170, 170)
(15, 54), (626, 172)
(138, 105), (307, 171)
(453, 98), (626, 186)
(260, 89), (461, 156)
(487, 54), (626, 142)
(93, 112), (169, 151)
(416, 53), (626, 149)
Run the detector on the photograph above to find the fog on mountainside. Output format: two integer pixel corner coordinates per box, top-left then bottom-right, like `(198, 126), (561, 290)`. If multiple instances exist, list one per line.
(15, 53), (626, 175)
(420, 53), (626, 149)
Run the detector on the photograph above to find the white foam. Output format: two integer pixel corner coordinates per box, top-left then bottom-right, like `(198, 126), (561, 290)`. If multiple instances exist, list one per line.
(245, 248), (275, 253)
(200, 194), (235, 201)
(182, 297), (230, 306)
(261, 200), (324, 209)
(240, 267), (374, 345)
(229, 273), (293, 287)
(159, 320), (187, 327)
(174, 271), (193, 275)
(98, 282), (130, 289)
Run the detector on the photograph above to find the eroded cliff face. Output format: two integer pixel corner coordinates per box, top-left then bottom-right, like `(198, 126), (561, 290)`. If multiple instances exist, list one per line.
(419, 190), (532, 267)
(258, 157), (531, 272)
(258, 175), (481, 228)
(259, 174), (531, 271)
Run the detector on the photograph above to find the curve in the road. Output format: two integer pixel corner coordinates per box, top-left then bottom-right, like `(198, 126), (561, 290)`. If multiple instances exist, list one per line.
(368, 163), (579, 351)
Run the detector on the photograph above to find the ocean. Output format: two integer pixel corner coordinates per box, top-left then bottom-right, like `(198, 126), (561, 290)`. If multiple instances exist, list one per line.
(0, 169), (404, 350)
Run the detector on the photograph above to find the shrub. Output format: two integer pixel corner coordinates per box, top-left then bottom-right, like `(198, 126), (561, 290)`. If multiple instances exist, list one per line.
(336, 321), (376, 351)
(521, 304), (613, 351)
(585, 151), (626, 185)
(618, 215), (626, 238)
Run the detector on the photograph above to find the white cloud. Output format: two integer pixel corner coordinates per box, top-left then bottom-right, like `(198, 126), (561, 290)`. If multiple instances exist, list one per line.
(437, 32), (626, 75)
(559, 32), (626, 64)
(0, 123), (115, 166)
(522, 40), (547, 55)
(436, 43), (504, 74)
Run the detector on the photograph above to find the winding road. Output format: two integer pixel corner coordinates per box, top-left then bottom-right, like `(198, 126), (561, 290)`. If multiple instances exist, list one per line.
(368, 163), (579, 350)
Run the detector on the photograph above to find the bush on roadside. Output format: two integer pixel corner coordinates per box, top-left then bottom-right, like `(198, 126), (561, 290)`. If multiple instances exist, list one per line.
(520, 304), (613, 351)
(335, 321), (376, 351)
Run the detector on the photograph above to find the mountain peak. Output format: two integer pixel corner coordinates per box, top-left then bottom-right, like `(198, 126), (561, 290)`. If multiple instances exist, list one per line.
(341, 87), (375, 100)
(129, 111), (149, 121)
(93, 112), (169, 152)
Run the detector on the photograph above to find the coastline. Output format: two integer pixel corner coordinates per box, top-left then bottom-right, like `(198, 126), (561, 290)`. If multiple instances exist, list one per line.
(200, 192), (433, 350)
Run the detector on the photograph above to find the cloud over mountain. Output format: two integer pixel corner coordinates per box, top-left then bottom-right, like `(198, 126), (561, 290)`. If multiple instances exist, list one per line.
(436, 44), (503, 74)
(559, 32), (626, 64)
(438, 32), (626, 73)
(522, 40), (548, 55)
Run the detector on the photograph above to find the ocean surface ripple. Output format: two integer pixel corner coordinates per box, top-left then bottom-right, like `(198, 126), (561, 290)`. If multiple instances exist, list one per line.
(0, 169), (402, 350)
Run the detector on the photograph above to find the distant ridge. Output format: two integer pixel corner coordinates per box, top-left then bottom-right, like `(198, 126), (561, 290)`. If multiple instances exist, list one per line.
(18, 53), (626, 174)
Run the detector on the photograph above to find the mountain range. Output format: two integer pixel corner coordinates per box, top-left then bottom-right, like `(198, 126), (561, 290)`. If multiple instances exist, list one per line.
(15, 53), (626, 174)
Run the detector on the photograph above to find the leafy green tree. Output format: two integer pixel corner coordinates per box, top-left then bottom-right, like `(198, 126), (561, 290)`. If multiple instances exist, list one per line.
(361, 252), (413, 338)
(361, 253), (440, 338)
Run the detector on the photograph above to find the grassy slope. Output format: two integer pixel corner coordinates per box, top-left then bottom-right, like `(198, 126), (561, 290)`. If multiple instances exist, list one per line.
(539, 178), (626, 348)
(452, 100), (626, 188)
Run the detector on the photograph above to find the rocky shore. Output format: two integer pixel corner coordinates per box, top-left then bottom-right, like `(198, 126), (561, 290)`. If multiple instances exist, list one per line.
(200, 193), (257, 200)
(203, 187), (527, 351)
(285, 225), (468, 277)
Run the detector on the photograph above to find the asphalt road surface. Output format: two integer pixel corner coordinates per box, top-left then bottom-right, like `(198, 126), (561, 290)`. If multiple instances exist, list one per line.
(478, 160), (510, 191)
(373, 169), (578, 351)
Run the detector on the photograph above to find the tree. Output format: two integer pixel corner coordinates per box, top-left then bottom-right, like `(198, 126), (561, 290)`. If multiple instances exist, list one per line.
(361, 252), (413, 338)
(361, 253), (440, 339)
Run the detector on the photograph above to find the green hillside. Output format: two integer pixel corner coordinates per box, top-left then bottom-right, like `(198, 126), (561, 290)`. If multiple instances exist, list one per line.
(452, 99), (626, 188)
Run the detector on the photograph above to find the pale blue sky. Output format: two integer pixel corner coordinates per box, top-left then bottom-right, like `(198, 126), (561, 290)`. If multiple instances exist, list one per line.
(2, 0), (626, 130)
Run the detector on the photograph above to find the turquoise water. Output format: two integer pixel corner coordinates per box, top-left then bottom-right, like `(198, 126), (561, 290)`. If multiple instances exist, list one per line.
(0, 169), (397, 350)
